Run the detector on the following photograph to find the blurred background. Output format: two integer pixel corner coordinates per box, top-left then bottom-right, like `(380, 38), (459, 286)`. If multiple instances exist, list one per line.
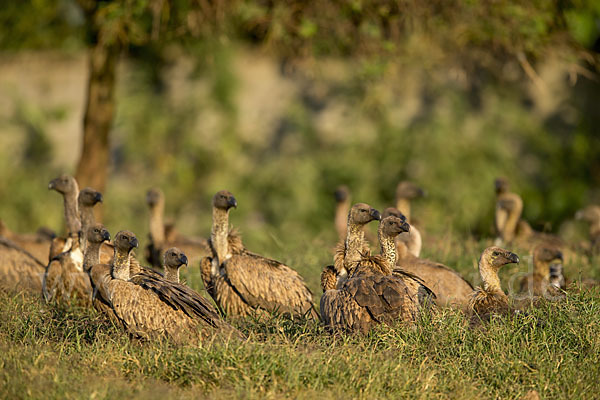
(0, 0), (599, 261)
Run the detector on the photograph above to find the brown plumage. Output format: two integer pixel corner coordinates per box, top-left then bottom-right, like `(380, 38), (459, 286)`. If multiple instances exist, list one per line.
(321, 216), (430, 333)
(144, 188), (210, 268)
(468, 246), (520, 324)
(162, 247), (188, 282)
(48, 174), (81, 260)
(90, 231), (240, 342)
(518, 244), (563, 298)
(43, 231), (91, 305)
(0, 237), (46, 293)
(382, 207), (422, 257)
(201, 190), (318, 319)
(0, 220), (55, 265)
(83, 223), (116, 321)
(332, 203), (382, 285)
(382, 208), (472, 309)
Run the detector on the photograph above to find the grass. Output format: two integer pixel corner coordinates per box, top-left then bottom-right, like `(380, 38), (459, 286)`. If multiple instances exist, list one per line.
(1, 234), (599, 399)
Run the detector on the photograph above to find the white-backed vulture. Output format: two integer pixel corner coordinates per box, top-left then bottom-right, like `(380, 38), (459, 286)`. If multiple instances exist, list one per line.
(0, 219), (55, 265)
(576, 205), (600, 253)
(334, 185), (351, 241)
(144, 188), (210, 268)
(48, 174), (81, 259)
(382, 207), (473, 309)
(382, 207), (421, 258)
(320, 216), (430, 333)
(162, 247), (188, 283)
(90, 230), (240, 342)
(78, 187), (103, 253)
(468, 246), (520, 324)
(518, 244), (564, 298)
(43, 231), (91, 305)
(200, 190), (318, 319)
(332, 203), (382, 285)
(0, 237), (46, 293)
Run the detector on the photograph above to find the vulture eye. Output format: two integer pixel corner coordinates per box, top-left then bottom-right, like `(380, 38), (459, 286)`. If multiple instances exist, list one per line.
(493, 251), (499, 256)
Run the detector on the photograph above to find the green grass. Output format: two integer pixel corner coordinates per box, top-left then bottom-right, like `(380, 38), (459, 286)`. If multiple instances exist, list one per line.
(1, 236), (599, 399)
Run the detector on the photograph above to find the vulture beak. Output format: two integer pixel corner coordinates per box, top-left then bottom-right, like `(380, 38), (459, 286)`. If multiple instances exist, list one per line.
(228, 196), (238, 209)
(416, 187), (426, 198)
(48, 179), (57, 190)
(334, 189), (348, 202)
(555, 251), (564, 262)
(129, 237), (139, 249)
(370, 208), (382, 221)
(95, 192), (104, 203)
(507, 252), (520, 264)
(179, 254), (189, 267)
(102, 230), (111, 242)
(400, 220), (411, 233)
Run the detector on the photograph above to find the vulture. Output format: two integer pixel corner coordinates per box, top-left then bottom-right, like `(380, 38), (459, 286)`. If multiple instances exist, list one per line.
(576, 205), (600, 253)
(0, 219), (55, 265)
(144, 188), (210, 268)
(48, 174), (82, 259)
(320, 216), (430, 333)
(395, 181), (425, 257)
(382, 207), (473, 309)
(518, 244), (564, 298)
(89, 230), (240, 342)
(468, 246), (520, 324)
(333, 185), (351, 241)
(494, 178), (523, 245)
(162, 247), (188, 283)
(0, 237), (46, 293)
(200, 190), (318, 319)
(78, 187), (103, 253)
(332, 203), (381, 286)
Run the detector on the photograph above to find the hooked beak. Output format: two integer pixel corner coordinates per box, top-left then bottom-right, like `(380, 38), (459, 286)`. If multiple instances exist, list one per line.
(370, 208), (382, 221)
(95, 192), (103, 203)
(507, 252), (520, 264)
(179, 254), (188, 267)
(400, 220), (411, 233)
(555, 251), (564, 262)
(102, 230), (111, 242)
(416, 187), (426, 198)
(48, 179), (57, 190)
(129, 237), (139, 249)
(228, 196), (238, 209)
(334, 188), (348, 202)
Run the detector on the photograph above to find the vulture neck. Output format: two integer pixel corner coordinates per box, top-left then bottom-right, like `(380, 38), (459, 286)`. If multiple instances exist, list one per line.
(149, 202), (165, 246)
(378, 228), (397, 275)
(211, 206), (230, 265)
(344, 221), (366, 271)
(63, 188), (82, 236)
(164, 266), (180, 283)
(503, 199), (523, 243)
(83, 240), (102, 272)
(396, 198), (411, 223)
(533, 256), (550, 280)
(112, 248), (131, 281)
(79, 205), (95, 252)
(479, 258), (503, 293)
(335, 200), (350, 240)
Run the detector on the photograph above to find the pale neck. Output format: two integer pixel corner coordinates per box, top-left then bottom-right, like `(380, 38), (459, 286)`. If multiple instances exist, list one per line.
(344, 222), (366, 269)
(164, 266), (180, 283)
(479, 258), (502, 292)
(533, 256), (550, 278)
(335, 201), (350, 240)
(111, 248), (131, 281)
(503, 203), (522, 243)
(378, 228), (396, 275)
(211, 207), (230, 265)
(79, 205), (95, 251)
(83, 241), (102, 272)
(64, 190), (82, 235)
(149, 204), (165, 245)
(396, 198), (411, 223)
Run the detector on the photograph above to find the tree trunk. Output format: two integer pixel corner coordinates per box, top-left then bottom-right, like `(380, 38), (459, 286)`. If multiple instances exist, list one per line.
(75, 29), (121, 220)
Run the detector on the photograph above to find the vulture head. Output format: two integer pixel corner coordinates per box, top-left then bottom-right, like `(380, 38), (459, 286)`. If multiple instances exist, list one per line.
(48, 174), (78, 195)
(87, 223), (111, 244)
(381, 207), (407, 221)
(213, 190), (237, 210)
(396, 181), (426, 200)
(533, 244), (563, 265)
(481, 246), (520, 271)
(164, 247), (188, 269)
(334, 185), (350, 203)
(79, 187), (103, 208)
(349, 203), (381, 225)
(380, 215), (410, 237)
(146, 188), (164, 208)
(494, 177), (510, 195)
(114, 230), (139, 253)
